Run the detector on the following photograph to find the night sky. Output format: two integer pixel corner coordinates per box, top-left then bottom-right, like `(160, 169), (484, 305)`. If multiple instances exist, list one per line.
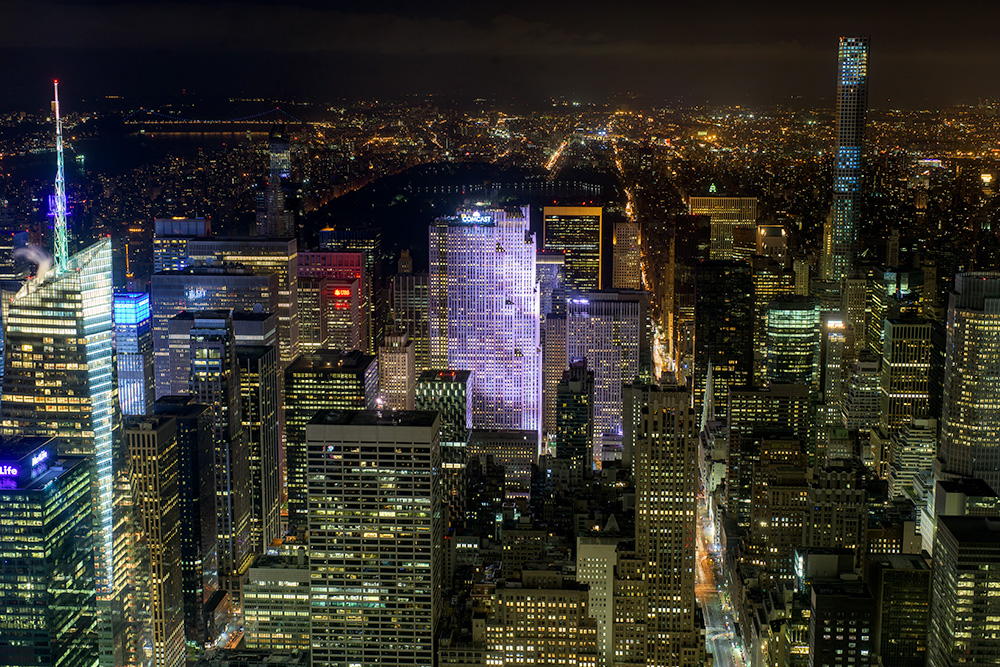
(1, 0), (997, 108)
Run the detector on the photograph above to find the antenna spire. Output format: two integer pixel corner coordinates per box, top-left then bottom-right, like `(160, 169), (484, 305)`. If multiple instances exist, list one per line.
(52, 80), (68, 272)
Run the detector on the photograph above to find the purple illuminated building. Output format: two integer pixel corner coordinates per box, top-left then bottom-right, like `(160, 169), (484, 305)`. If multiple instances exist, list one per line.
(429, 206), (541, 436)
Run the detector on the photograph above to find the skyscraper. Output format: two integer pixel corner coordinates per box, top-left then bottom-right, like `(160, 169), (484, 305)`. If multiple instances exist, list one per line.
(751, 256), (797, 384)
(688, 196), (758, 261)
(185, 237), (299, 365)
(124, 417), (185, 667)
(822, 36), (869, 282)
(390, 270), (430, 369)
(152, 217), (211, 274)
(187, 311), (253, 604)
(316, 230), (382, 353)
(613, 220), (642, 290)
(694, 260), (753, 423)
(0, 438), (96, 667)
(631, 383), (705, 667)
(938, 273), (1000, 492)
(565, 290), (650, 465)
(283, 349), (378, 532)
(555, 358), (595, 471)
(115, 292), (155, 416)
(415, 369), (472, 521)
(237, 342), (281, 553)
(256, 126), (294, 238)
(0, 238), (133, 663)
(152, 396), (216, 645)
(429, 207), (541, 434)
(306, 410), (442, 667)
(543, 205), (603, 290)
(378, 332), (415, 410)
(766, 296), (821, 392)
(151, 267), (278, 396)
(929, 516), (1000, 667)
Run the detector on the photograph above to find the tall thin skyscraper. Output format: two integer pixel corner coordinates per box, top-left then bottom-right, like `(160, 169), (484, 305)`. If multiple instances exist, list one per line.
(613, 220), (642, 290)
(378, 332), (415, 410)
(938, 273), (1000, 492)
(256, 126), (294, 238)
(115, 292), (155, 416)
(631, 383), (705, 667)
(429, 207), (541, 434)
(125, 417), (185, 667)
(694, 260), (753, 423)
(187, 311), (253, 605)
(307, 410), (442, 667)
(822, 36), (869, 282)
(237, 342), (281, 553)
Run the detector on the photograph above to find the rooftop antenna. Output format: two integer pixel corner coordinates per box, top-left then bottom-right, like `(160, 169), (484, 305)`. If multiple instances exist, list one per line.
(52, 80), (68, 272)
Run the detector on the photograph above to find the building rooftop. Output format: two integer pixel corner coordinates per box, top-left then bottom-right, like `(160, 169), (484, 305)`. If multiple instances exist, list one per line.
(938, 515), (1000, 544)
(195, 649), (309, 667)
(938, 476), (998, 497)
(868, 553), (930, 571)
(308, 409), (439, 428)
(286, 349), (376, 372)
(418, 369), (472, 383)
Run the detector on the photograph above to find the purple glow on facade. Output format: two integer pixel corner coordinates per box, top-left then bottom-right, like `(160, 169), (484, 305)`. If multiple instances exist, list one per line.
(430, 206), (541, 435)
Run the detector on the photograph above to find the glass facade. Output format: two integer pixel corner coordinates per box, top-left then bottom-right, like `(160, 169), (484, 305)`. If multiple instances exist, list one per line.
(543, 206), (602, 291)
(114, 292), (154, 416)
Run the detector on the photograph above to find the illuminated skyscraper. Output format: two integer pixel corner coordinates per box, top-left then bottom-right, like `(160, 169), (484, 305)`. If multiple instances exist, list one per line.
(694, 260), (753, 423)
(316, 230), (382, 352)
(565, 291), (650, 465)
(283, 349), (378, 533)
(938, 273), (1000, 492)
(186, 237), (299, 365)
(929, 516), (1000, 667)
(0, 438), (96, 667)
(379, 332), (415, 410)
(613, 220), (642, 290)
(688, 196), (758, 261)
(187, 311), (253, 604)
(115, 292), (154, 416)
(152, 217), (211, 273)
(244, 552), (311, 652)
(752, 256), (797, 384)
(124, 417), (185, 667)
(390, 269), (430, 369)
(0, 238), (134, 663)
(306, 410), (442, 667)
(766, 296), (822, 392)
(537, 249), (566, 316)
(237, 342), (281, 552)
(151, 268), (278, 396)
(429, 207), (541, 434)
(822, 36), (869, 282)
(630, 383), (705, 667)
(543, 205), (603, 290)
(415, 369), (472, 521)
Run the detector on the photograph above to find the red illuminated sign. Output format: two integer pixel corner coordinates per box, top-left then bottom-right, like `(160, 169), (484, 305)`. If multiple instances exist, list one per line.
(333, 288), (352, 297)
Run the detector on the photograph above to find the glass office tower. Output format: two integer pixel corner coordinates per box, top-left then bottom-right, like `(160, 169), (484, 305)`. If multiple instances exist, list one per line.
(114, 292), (155, 416)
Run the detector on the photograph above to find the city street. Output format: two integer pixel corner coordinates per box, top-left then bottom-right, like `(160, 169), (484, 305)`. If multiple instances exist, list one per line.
(697, 493), (745, 667)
